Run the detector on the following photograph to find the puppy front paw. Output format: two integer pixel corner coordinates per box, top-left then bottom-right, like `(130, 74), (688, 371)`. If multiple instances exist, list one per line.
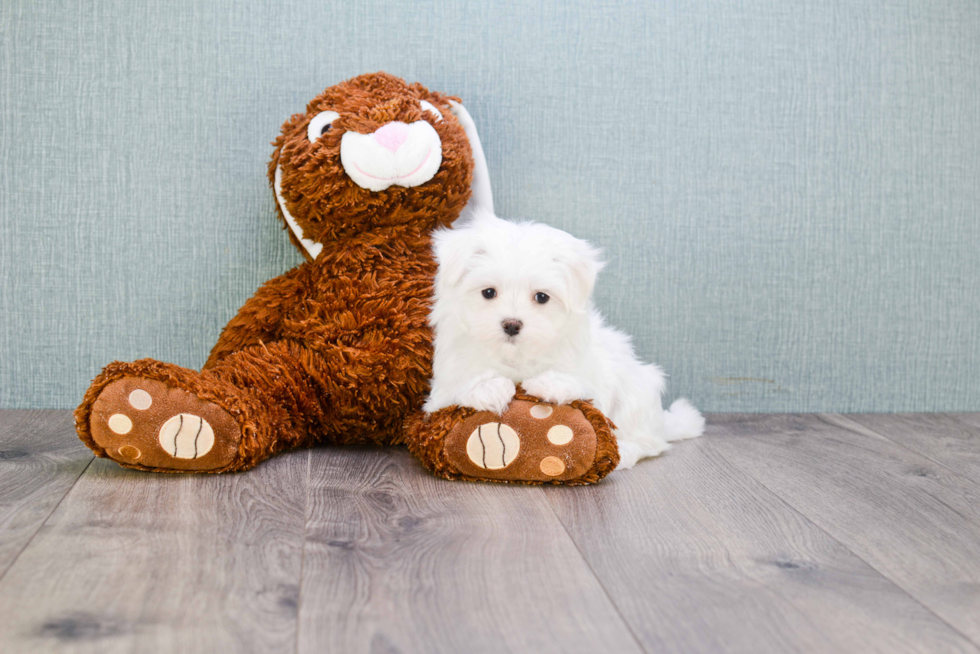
(458, 373), (517, 415)
(522, 371), (590, 406)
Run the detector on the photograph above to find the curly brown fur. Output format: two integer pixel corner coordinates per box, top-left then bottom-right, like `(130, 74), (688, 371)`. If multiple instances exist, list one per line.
(76, 73), (476, 472)
(268, 73), (473, 250)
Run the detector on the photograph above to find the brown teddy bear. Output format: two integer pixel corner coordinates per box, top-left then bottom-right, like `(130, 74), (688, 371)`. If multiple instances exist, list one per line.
(75, 72), (619, 484)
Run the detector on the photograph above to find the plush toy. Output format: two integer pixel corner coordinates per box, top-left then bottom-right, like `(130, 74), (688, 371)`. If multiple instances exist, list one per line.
(75, 72), (619, 484)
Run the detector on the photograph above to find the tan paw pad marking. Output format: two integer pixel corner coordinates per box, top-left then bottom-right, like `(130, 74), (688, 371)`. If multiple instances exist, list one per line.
(466, 422), (520, 470)
(118, 445), (141, 461)
(158, 414), (215, 459)
(540, 456), (566, 476)
(547, 424), (574, 445)
(128, 389), (152, 410)
(107, 414), (132, 435)
(529, 404), (553, 419)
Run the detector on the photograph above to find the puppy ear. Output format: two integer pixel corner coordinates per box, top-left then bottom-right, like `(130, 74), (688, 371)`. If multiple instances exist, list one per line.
(558, 238), (605, 313)
(433, 226), (480, 290)
(434, 210), (501, 289)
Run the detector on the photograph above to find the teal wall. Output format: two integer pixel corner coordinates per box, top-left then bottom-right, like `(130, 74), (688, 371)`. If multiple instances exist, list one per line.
(1, 0), (978, 411)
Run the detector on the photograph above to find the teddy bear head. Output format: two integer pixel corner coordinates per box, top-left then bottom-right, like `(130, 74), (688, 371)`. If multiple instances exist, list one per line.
(269, 72), (492, 259)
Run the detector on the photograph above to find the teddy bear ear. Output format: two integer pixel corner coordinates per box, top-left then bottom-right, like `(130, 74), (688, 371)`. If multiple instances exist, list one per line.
(448, 101), (494, 225)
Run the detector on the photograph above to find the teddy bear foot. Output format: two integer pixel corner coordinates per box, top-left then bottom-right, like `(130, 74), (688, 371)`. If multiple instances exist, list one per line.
(81, 372), (243, 473)
(407, 396), (620, 485)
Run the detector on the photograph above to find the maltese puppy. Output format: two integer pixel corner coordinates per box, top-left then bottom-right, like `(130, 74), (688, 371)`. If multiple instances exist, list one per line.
(424, 210), (704, 469)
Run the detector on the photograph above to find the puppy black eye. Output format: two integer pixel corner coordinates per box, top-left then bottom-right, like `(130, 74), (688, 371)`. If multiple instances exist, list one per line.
(320, 124), (331, 135)
(482, 288), (497, 299)
(534, 292), (550, 304)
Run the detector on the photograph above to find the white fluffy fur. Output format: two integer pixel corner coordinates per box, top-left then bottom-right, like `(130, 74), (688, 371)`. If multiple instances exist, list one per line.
(425, 211), (704, 470)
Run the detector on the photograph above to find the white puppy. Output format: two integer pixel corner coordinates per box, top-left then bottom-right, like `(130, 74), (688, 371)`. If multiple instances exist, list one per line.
(424, 210), (704, 469)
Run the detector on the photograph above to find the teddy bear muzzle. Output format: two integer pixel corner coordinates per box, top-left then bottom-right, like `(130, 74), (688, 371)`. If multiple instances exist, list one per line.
(340, 120), (443, 192)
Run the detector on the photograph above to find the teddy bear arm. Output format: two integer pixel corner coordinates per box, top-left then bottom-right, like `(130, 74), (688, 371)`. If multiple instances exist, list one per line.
(203, 265), (311, 370)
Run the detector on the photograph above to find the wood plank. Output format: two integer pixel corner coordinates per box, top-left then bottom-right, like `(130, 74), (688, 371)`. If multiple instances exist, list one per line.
(0, 410), (92, 577)
(711, 413), (980, 647)
(0, 449), (309, 653)
(846, 413), (980, 486)
(298, 446), (643, 654)
(951, 413), (980, 431)
(545, 429), (977, 654)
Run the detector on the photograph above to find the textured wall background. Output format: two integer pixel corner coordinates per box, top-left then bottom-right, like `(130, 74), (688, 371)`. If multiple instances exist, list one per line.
(1, 0), (978, 411)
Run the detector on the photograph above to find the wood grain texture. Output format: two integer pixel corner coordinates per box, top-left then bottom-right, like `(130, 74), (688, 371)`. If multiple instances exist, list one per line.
(846, 413), (980, 485)
(951, 414), (980, 431)
(545, 431), (977, 654)
(0, 410), (92, 578)
(0, 448), (309, 653)
(297, 445), (643, 654)
(711, 413), (980, 647)
(4, 410), (980, 653)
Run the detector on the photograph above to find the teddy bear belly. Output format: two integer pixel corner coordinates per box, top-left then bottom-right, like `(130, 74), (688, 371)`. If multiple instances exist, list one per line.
(205, 243), (435, 445)
(270, 294), (434, 442)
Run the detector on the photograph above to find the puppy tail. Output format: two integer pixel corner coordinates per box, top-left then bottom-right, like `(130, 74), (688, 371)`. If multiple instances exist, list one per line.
(663, 398), (705, 442)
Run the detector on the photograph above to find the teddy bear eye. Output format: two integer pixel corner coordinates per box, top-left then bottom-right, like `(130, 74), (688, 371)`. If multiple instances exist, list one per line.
(534, 292), (550, 304)
(420, 100), (443, 123)
(482, 288), (497, 299)
(307, 111), (340, 142)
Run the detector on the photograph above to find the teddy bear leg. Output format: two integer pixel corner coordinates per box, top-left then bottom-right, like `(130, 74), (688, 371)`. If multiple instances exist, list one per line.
(404, 392), (620, 485)
(76, 358), (273, 473)
(76, 339), (333, 473)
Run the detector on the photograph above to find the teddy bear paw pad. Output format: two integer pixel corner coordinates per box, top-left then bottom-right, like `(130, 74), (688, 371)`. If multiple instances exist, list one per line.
(90, 377), (240, 471)
(445, 399), (598, 482)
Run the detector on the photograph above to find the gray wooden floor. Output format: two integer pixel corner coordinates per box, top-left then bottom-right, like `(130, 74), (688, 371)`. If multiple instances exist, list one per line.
(2, 411), (980, 653)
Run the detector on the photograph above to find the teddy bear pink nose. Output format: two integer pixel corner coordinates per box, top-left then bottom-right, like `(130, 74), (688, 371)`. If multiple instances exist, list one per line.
(373, 122), (409, 153)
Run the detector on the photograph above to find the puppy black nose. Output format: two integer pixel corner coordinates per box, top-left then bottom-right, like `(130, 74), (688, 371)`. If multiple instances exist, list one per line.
(502, 319), (523, 337)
